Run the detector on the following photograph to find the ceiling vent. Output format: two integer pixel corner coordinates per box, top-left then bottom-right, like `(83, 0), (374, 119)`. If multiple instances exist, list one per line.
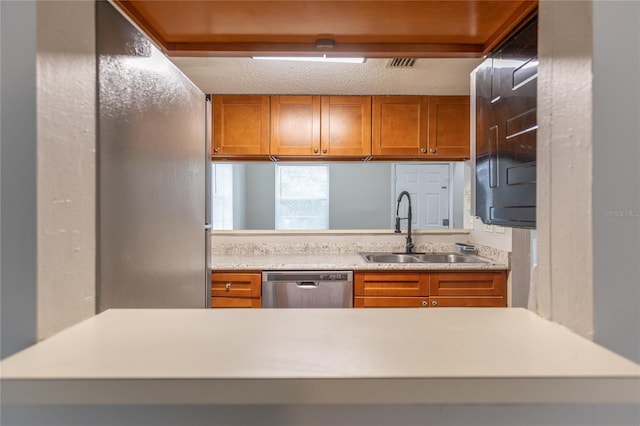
(386, 58), (417, 68)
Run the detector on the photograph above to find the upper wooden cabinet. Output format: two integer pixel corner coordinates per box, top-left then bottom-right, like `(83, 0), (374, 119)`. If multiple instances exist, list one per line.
(372, 95), (470, 159)
(427, 96), (471, 159)
(271, 95), (371, 157)
(372, 96), (429, 157)
(212, 95), (269, 157)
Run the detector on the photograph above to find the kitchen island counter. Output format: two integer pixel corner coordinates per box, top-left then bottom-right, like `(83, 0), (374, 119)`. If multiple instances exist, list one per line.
(1, 308), (638, 406)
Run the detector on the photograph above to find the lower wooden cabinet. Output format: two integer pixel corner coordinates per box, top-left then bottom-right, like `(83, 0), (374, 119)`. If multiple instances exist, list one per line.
(428, 271), (506, 307)
(354, 270), (507, 308)
(211, 272), (261, 308)
(354, 271), (429, 308)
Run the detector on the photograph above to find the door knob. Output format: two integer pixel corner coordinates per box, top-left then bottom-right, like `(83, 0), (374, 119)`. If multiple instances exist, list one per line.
(432, 300), (438, 306)
(214, 147), (220, 153)
(313, 147), (319, 153)
(322, 148), (327, 154)
(225, 282), (231, 289)
(422, 300), (428, 307)
(421, 148), (427, 153)
(430, 148), (436, 153)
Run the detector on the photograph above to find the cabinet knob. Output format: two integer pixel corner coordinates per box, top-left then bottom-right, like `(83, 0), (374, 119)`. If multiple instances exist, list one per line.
(422, 300), (428, 307)
(432, 300), (438, 307)
(225, 282), (231, 290)
(421, 148), (427, 153)
(322, 148), (327, 154)
(430, 148), (436, 153)
(214, 147), (220, 153)
(313, 147), (319, 153)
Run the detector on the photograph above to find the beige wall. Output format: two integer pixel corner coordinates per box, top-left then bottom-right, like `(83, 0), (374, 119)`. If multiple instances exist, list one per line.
(36, 1), (96, 339)
(534, 1), (594, 339)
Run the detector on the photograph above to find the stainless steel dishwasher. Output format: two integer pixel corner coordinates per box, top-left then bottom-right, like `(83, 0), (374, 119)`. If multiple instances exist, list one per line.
(261, 271), (353, 308)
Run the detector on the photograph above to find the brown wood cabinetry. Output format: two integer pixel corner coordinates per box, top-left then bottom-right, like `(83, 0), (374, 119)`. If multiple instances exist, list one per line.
(372, 96), (428, 157)
(271, 95), (371, 157)
(427, 96), (470, 159)
(212, 95), (269, 157)
(354, 270), (506, 308)
(372, 95), (470, 159)
(429, 271), (506, 307)
(211, 272), (262, 308)
(354, 271), (429, 308)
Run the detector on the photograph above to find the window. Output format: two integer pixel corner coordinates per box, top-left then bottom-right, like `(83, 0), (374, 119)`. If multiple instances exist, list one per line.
(275, 165), (329, 230)
(211, 163), (234, 230)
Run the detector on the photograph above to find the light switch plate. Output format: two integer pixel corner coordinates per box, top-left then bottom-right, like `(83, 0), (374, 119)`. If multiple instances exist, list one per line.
(483, 224), (493, 233)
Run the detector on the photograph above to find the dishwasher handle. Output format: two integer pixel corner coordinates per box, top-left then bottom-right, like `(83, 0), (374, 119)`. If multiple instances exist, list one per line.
(296, 281), (320, 288)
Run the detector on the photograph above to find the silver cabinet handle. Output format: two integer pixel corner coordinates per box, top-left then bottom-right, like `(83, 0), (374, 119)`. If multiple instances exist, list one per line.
(421, 148), (427, 153)
(225, 282), (231, 289)
(422, 300), (428, 307)
(322, 147), (327, 154)
(313, 147), (319, 153)
(214, 147), (220, 153)
(432, 300), (438, 306)
(430, 148), (436, 153)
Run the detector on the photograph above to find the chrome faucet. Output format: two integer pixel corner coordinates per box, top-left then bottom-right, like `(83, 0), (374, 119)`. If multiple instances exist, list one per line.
(394, 190), (414, 254)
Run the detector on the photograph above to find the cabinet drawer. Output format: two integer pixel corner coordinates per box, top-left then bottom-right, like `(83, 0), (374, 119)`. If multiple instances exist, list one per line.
(354, 272), (428, 297)
(429, 296), (505, 308)
(211, 272), (261, 298)
(429, 272), (505, 297)
(211, 297), (261, 308)
(354, 297), (429, 308)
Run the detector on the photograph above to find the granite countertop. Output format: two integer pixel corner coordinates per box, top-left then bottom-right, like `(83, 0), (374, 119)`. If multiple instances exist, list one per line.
(211, 252), (508, 271)
(1, 308), (638, 405)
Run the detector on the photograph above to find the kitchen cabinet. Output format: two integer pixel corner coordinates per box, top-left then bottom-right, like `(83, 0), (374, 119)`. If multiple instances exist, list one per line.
(270, 95), (371, 157)
(427, 96), (470, 159)
(429, 271), (506, 307)
(354, 270), (506, 308)
(354, 271), (429, 308)
(211, 271), (262, 308)
(372, 95), (470, 159)
(212, 95), (270, 157)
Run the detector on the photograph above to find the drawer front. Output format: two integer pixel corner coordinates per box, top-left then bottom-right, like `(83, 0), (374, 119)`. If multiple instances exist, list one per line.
(211, 272), (261, 298)
(428, 272), (505, 297)
(354, 297), (429, 308)
(429, 296), (506, 308)
(354, 272), (428, 297)
(211, 297), (261, 308)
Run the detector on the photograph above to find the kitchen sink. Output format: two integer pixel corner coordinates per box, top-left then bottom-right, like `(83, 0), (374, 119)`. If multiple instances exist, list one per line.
(360, 252), (488, 264)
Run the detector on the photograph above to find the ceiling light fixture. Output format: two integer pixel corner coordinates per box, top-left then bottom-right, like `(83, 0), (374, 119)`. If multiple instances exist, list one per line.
(252, 54), (365, 64)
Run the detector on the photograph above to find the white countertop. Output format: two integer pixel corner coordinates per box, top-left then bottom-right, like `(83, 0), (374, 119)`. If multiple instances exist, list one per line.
(211, 252), (509, 271)
(1, 308), (638, 405)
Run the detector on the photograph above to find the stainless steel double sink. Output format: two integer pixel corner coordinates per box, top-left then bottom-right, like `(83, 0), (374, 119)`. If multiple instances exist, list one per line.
(360, 252), (487, 264)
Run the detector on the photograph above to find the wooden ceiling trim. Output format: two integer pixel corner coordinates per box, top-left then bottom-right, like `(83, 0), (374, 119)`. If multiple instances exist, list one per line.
(482, 1), (538, 54)
(168, 42), (485, 58)
(113, 0), (538, 58)
(112, 0), (171, 54)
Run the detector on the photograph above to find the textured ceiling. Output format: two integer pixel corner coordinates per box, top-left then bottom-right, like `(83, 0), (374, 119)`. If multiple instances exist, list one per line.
(170, 57), (483, 96)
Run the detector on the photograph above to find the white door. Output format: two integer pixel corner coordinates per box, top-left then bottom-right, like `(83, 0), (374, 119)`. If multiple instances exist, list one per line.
(395, 164), (450, 229)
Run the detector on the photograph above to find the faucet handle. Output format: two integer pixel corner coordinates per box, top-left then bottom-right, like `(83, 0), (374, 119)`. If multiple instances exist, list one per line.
(394, 217), (401, 233)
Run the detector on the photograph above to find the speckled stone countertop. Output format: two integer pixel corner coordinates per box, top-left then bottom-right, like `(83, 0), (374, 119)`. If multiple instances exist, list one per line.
(211, 242), (509, 271)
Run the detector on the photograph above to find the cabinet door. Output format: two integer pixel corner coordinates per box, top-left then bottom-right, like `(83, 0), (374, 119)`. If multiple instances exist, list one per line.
(211, 297), (261, 308)
(372, 96), (428, 156)
(354, 297), (429, 308)
(354, 272), (428, 297)
(212, 95), (269, 156)
(426, 96), (470, 159)
(270, 95), (321, 156)
(429, 297), (504, 308)
(321, 96), (372, 156)
(428, 271), (505, 297)
(211, 272), (261, 298)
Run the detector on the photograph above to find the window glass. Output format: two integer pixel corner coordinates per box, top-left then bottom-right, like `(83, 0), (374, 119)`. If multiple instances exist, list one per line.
(275, 165), (329, 230)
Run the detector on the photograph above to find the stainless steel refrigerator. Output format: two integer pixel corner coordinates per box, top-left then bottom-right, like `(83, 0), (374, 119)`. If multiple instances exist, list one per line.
(96, 2), (209, 310)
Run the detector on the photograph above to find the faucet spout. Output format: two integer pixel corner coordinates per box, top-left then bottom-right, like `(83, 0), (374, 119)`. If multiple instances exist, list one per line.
(395, 191), (414, 254)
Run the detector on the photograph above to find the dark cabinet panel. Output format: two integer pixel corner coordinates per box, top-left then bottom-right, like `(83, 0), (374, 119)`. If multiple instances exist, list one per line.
(476, 17), (538, 228)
